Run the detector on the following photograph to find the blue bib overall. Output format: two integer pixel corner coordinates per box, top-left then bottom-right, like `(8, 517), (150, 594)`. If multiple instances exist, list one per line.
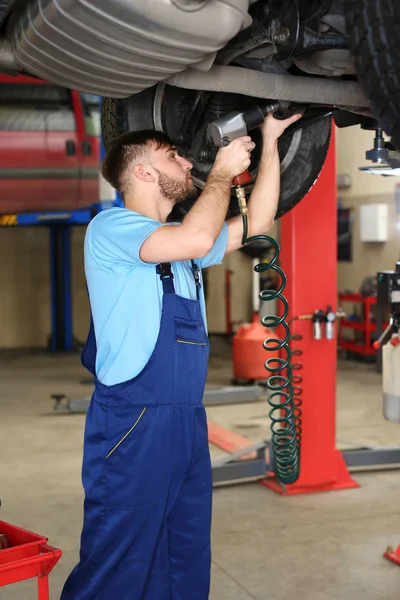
(61, 262), (212, 600)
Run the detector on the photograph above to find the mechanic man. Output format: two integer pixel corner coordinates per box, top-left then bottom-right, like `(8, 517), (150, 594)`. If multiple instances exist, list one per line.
(60, 111), (300, 600)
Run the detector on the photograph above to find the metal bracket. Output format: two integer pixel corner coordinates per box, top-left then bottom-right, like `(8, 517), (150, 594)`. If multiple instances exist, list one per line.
(342, 447), (400, 469)
(52, 394), (91, 414)
(212, 441), (269, 487)
(52, 385), (264, 414)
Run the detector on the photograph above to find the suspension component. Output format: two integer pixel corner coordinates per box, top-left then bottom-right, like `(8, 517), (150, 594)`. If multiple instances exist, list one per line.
(205, 92), (240, 122)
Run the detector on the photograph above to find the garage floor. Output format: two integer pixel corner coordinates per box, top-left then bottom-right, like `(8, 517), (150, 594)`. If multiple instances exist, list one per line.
(1, 339), (400, 600)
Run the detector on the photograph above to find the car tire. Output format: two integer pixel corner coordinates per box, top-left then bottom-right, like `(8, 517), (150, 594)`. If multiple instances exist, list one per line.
(101, 89), (332, 221)
(346, 0), (400, 149)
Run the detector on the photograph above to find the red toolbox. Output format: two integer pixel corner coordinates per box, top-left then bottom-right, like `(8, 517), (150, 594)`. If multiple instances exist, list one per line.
(0, 520), (62, 599)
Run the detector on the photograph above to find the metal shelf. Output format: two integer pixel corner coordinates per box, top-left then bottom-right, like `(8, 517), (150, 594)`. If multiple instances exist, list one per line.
(338, 292), (382, 357)
(0, 208), (93, 227)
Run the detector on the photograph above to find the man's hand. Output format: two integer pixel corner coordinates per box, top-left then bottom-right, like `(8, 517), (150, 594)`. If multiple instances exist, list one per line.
(261, 112), (303, 144)
(214, 136), (256, 179)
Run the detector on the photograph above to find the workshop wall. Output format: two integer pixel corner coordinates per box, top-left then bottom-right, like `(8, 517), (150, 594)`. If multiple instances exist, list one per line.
(0, 228), (49, 347)
(0, 227), (88, 348)
(206, 251), (253, 334)
(336, 126), (400, 293)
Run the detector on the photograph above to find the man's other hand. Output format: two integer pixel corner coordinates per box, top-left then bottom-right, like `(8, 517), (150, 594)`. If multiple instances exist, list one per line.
(262, 112), (303, 143)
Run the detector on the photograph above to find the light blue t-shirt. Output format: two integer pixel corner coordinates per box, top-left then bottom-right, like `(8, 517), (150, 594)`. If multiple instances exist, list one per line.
(84, 207), (228, 385)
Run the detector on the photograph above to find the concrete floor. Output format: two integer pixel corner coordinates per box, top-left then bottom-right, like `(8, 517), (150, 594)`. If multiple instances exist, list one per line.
(1, 341), (400, 600)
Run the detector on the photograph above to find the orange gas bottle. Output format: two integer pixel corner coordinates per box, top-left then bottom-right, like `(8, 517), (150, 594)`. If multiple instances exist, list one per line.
(232, 312), (278, 381)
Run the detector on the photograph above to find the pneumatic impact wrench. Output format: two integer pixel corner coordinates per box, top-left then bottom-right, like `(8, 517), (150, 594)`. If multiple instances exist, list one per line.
(209, 101), (281, 216)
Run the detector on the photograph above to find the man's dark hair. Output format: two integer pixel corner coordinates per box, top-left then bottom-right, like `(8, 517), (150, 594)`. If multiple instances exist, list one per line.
(101, 130), (175, 196)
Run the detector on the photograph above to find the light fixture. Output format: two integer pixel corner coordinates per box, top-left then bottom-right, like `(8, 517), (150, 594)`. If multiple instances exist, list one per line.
(359, 126), (400, 176)
(359, 165), (400, 177)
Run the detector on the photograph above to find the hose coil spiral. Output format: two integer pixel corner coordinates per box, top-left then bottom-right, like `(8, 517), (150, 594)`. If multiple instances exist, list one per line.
(241, 222), (300, 485)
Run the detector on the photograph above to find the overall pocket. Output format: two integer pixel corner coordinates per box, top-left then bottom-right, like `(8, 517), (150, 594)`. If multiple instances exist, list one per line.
(104, 404), (160, 508)
(173, 317), (209, 404)
(174, 317), (208, 346)
(105, 406), (147, 459)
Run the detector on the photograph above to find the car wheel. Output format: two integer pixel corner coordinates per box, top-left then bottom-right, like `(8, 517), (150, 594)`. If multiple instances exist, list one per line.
(101, 86), (332, 220)
(346, 0), (400, 149)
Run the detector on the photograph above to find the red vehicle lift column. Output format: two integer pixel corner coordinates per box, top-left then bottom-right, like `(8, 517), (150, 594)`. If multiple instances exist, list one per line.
(264, 130), (359, 495)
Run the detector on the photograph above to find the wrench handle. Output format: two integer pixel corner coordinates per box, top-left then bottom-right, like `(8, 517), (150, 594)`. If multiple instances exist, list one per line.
(373, 321), (394, 349)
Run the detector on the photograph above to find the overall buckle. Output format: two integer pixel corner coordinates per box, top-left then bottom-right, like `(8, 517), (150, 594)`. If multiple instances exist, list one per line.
(192, 263), (201, 286)
(157, 263), (173, 279)
(192, 262), (201, 294)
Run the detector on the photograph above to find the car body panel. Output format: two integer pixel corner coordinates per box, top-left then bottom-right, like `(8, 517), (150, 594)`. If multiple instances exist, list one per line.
(0, 74), (100, 214)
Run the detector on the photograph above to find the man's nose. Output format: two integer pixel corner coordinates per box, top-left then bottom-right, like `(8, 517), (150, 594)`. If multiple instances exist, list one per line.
(179, 156), (193, 171)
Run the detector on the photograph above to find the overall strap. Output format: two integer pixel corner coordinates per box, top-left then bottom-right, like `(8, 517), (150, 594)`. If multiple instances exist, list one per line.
(81, 308), (97, 377)
(191, 260), (201, 300)
(156, 263), (175, 294)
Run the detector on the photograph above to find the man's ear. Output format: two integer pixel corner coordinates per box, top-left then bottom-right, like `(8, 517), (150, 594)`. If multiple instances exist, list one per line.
(132, 163), (156, 183)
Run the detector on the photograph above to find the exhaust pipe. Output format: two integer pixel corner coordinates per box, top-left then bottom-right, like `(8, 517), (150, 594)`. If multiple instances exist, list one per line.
(0, 34), (367, 110)
(167, 65), (369, 109)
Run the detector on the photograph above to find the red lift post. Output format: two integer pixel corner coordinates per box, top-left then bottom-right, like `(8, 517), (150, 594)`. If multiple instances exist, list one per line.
(264, 131), (359, 495)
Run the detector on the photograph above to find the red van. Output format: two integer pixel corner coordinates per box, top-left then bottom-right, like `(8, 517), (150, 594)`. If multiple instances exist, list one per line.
(0, 74), (100, 214)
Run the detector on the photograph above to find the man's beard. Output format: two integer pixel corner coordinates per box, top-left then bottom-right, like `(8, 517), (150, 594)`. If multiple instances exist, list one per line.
(155, 169), (196, 204)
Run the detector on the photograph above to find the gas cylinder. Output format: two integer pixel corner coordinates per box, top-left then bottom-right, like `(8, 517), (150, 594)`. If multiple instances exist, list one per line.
(383, 334), (400, 422)
(232, 312), (279, 381)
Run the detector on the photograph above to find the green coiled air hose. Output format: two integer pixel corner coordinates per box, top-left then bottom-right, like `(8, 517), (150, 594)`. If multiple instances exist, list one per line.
(240, 209), (300, 485)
